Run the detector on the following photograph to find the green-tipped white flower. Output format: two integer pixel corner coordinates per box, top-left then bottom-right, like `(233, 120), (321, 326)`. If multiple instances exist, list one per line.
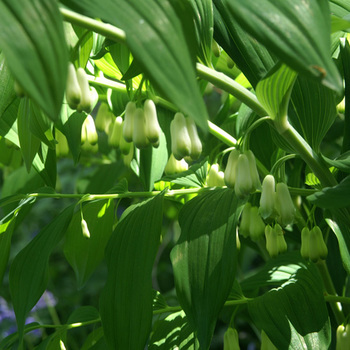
(244, 150), (261, 190)
(164, 153), (188, 175)
(337, 323), (350, 350)
(66, 63), (81, 109)
(123, 101), (136, 142)
(133, 108), (149, 149)
(249, 206), (266, 242)
(239, 202), (252, 238)
(81, 218), (90, 239)
(186, 117), (202, 160)
(224, 149), (240, 189)
(76, 67), (93, 113)
(170, 112), (191, 160)
(235, 154), (253, 198)
(275, 182), (295, 227)
(259, 175), (276, 219)
(144, 99), (161, 145)
(207, 164), (225, 187)
(224, 327), (240, 350)
(81, 115), (98, 145)
(108, 116), (123, 148)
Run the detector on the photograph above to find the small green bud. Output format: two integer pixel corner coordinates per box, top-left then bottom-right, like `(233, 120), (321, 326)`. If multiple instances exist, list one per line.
(337, 323), (350, 350)
(300, 227), (310, 259)
(123, 101), (136, 142)
(170, 112), (191, 160)
(308, 226), (328, 262)
(224, 149), (240, 189)
(259, 175), (276, 220)
(224, 327), (240, 350)
(249, 206), (266, 242)
(265, 225), (279, 258)
(275, 182), (295, 227)
(275, 223), (287, 254)
(235, 154), (253, 198)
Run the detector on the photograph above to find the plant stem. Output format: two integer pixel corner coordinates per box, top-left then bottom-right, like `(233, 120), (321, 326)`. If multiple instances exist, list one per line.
(317, 260), (345, 324)
(60, 7), (126, 44)
(196, 63), (267, 117)
(87, 75), (126, 93)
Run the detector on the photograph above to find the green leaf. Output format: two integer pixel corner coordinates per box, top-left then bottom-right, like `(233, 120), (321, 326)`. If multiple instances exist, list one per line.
(326, 216), (350, 275)
(289, 76), (337, 152)
(307, 175), (350, 208)
(330, 0), (350, 17)
(9, 205), (74, 343)
(0, 52), (16, 118)
(99, 193), (164, 350)
(81, 328), (106, 350)
(0, 0), (68, 121)
(224, 0), (343, 94)
(17, 98), (41, 172)
(322, 151), (350, 173)
(256, 63), (298, 131)
(64, 199), (115, 288)
(331, 15), (350, 33)
(213, 0), (275, 87)
(170, 189), (245, 349)
(247, 254), (331, 349)
(149, 311), (199, 350)
(61, 0), (209, 131)
(0, 98), (20, 146)
(161, 158), (208, 188)
(139, 132), (168, 191)
(67, 306), (100, 324)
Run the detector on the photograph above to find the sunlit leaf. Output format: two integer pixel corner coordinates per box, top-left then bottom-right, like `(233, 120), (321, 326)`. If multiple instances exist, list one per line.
(224, 0), (343, 94)
(170, 189), (244, 349)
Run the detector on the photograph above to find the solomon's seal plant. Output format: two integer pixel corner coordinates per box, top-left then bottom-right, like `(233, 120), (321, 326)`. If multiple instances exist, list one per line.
(1, 0), (350, 349)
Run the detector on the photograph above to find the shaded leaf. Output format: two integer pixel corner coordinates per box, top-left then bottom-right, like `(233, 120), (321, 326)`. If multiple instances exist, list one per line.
(9, 205), (74, 343)
(64, 199), (115, 288)
(149, 311), (199, 350)
(67, 306), (100, 324)
(161, 158), (208, 188)
(61, 0), (209, 131)
(0, 52), (16, 118)
(307, 175), (350, 208)
(0, 0), (68, 120)
(322, 151), (350, 173)
(99, 193), (164, 349)
(223, 0), (343, 94)
(170, 189), (244, 349)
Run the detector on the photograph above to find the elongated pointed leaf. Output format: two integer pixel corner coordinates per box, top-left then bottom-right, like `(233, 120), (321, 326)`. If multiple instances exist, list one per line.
(149, 311), (199, 350)
(307, 176), (350, 208)
(99, 193), (164, 350)
(256, 63), (298, 129)
(0, 0), (68, 121)
(9, 205), (74, 342)
(213, 0), (275, 87)
(224, 0), (343, 94)
(61, 0), (208, 131)
(0, 52), (16, 118)
(64, 199), (115, 288)
(170, 189), (244, 349)
(246, 253), (331, 349)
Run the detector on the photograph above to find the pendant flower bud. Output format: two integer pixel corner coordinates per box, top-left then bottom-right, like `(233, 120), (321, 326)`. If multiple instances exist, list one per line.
(249, 206), (266, 242)
(275, 182), (295, 227)
(133, 108), (149, 149)
(235, 154), (253, 198)
(259, 175), (276, 220)
(186, 117), (202, 160)
(224, 327), (240, 350)
(300, 227), (310, 259)
(207, 164), (225, 187)
(122, 145), (134, 168)
(81, 218), (90, 239)
(119, 135), (132, 155)
(170, 112), (191, 160)
(81, 115), (98, 145)
(123, 101), (136, 142)
(144, 99), (161, 145)
(275, 223), (287, 254)
(164, 153), (188, 175)
(108, 116), (123, 148)
(95, 102), (114, 132)
(224, 149), (240, 189)
(66, 63), (81, 109)
(76, 67), (93, 113)
(308, 226), (328, 262)
(265, 224), (287, 257)
(244, 150), (261, 190)
(337, 323), (350, 350)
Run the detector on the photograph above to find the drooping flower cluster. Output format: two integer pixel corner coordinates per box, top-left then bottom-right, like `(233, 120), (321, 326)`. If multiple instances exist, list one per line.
(206, 164), (225, 187)
(265, 224), (287, 258)
(224, 149), (261, 198)
(300, 226), (328, 262)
